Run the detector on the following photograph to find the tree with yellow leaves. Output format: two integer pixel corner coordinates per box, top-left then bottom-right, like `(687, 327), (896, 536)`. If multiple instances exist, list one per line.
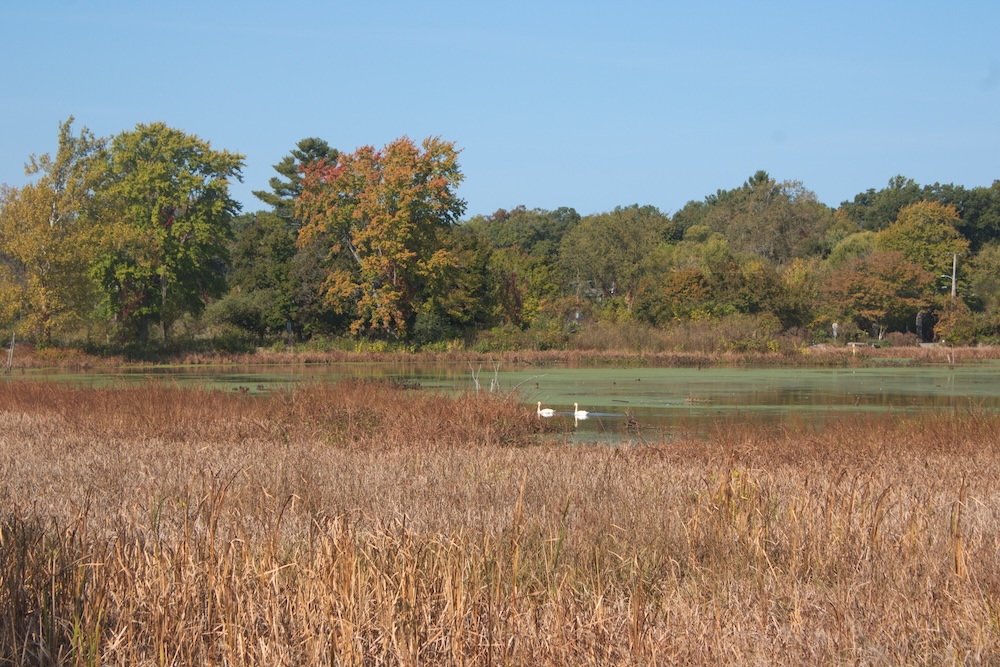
(0, 119), (103, 343)
(874, 201), (969, 278)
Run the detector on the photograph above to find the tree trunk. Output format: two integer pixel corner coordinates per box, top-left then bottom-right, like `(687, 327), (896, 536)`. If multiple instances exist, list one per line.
(161, 273), (168, 343)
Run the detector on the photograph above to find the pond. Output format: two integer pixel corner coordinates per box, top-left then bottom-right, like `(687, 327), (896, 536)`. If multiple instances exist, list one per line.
(6, 360), (1000, 441)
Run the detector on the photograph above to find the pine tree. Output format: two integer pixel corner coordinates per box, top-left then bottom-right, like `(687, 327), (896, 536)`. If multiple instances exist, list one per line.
(252, 138), (337, 221)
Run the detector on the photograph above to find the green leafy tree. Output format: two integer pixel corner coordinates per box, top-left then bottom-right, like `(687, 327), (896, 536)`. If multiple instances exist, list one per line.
(841, 178), (1000, 250)
(667, 226), (729, 270)
(287, 237), (352, 337)
(480, 244), (568, 328)
(965, 242), (1000, 314)
(296, 136), (466, 339)
(819, 210), (863, 256)
(923, 180), (1000, 252)
(229, 138), (340, 341)
(839, 175), (924, 231)
(410, 227), (493, 344)
(229, 212), (297, 293)
(702, 171), (834, 262)
(559, 205), (672, 312)
(92, 123), (244, 343)
(214, 211), (299, 340)
(826, 231), (876, 268)
(468, 205), (581, 259)
(462, 206), (579, 327)
(709, 258), (788, 320)
(670, 199), (710, 237)
(874, 201), (968, 278)
(780, 257), (824, 328)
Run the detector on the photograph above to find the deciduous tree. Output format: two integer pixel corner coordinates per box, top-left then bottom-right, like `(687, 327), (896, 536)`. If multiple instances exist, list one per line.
(634, 267), (713, 323)
(965, 242), (1000, 314)
(462, 206), (579, 328)
(823, 251), (934, 337)
(0, 184), (96, 342)
(92, 123), (244, 343)
(874, 201), (968, 278)
(702, 172), (834, 262)
(212, 211), (299, 340)
(559, 205), (672, 311)
(826, 231), (875, 268)
(839, 175), (924, 231)
(296, 136), (466, 339)
(0, 118), (104, 343)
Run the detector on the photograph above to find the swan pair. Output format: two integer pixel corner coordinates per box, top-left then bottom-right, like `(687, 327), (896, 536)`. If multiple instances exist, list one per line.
(536, 402), (589, 419)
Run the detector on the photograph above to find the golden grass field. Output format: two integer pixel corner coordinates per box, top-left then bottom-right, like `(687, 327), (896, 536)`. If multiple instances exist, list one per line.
(0, 379), (998, 665)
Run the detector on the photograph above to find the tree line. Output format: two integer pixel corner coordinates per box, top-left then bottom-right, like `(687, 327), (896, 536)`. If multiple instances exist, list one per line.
(3, 119), (1000, 352)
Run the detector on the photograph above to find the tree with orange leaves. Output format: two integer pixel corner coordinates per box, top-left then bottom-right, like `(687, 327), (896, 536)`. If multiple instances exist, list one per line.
(823, 250), (934, 338)
(295, 137), (465, 339)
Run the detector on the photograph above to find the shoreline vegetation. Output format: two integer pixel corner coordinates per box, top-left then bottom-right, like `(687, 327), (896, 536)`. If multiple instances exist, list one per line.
(6, 339), (1000, 371)
(6, 123), (1000, 385)
(1, 381), (998, 664)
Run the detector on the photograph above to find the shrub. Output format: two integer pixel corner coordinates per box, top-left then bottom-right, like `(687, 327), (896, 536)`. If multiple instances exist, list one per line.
(881, 331), (921, 347)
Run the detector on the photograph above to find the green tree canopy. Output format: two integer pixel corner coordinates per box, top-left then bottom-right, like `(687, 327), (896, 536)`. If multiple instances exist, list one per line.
(464, 205), (580, 260)
(92, 122), (244, 343)
(839, 175), (924, 231)
(923, 180), (1000, 251)
(826, 231), (876, 268)
(559, 204), (672, 312)
(966, 242), (1000, 314)
(460, 206), (580, 328)
(701, 171), (834, 262)
(213, 211), (300, 339)
(874, 201), (969, 278)
(0, 183), (96, 342)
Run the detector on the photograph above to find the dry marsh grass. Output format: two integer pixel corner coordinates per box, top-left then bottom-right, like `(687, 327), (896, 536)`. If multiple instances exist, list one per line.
(1, 381), (999, 665)
(10, 340), (1000, 371)
(177, 344), (1000, 369)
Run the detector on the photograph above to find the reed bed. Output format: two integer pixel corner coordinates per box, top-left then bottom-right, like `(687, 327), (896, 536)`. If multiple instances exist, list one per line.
(176, 344), (1000, 368)
(10, 340), (1000, 371)
(0, 381), (998, 665)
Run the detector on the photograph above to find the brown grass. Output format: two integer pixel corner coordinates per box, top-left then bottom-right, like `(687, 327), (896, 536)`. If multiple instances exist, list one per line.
(1, 381), (999, 665)
(9, 338), (1000, 371)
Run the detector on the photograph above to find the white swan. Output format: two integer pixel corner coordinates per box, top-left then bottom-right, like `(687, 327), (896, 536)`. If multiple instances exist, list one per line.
(536, 401), (555, 418)
(573, 403), (589, 419)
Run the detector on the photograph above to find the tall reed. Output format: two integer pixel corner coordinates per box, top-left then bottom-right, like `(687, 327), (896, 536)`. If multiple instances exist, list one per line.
(0, 381), (997, 664)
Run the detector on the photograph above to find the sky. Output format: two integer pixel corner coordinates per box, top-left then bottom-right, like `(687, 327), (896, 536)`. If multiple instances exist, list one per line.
(2, 1), (998, 219)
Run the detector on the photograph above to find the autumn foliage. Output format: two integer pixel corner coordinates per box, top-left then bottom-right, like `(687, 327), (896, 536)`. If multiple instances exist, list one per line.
(4, 120), (1000, 349)
(296, 137), (465, 338)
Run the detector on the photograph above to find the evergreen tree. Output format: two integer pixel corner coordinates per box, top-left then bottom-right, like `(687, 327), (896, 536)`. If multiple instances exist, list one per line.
(251, 138), (337, 221)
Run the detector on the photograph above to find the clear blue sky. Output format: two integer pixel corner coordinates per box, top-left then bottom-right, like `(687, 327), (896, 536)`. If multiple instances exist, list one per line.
(2, 1), (998, 218)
